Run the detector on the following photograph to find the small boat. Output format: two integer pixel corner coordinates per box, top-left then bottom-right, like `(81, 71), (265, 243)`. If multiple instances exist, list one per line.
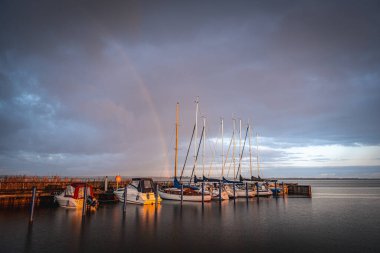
(114, 178), (161, 205)
(158, 186), (211, 202)
(55, 183), (98, 209)
(211, 187), (230, 200)
(224, 183), (256, 198)
(194, 176), (229, 200)
(255, 183), (273, 197)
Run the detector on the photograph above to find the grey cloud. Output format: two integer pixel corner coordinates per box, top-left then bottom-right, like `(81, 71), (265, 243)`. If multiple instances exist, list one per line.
(0, 0), (379, 176)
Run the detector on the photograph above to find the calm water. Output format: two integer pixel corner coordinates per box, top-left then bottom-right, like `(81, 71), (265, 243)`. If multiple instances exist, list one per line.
(1, 179), (380, 253)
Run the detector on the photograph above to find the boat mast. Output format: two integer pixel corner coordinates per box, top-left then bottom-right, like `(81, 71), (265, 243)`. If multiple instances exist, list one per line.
(223, 131), (233, 177)
(249, 122), (252, 178)
(221, 118), (224, 178)
(189, 126), (204, 184)
(256, 133), (260, 177)
(232, 117), (236, 179)
(239, 119), (242, 180)
(194, 97), (199, 176)
(175, 102), (179, 178)
(236, 124), (249, 179)
(202, 116), (206, 177)
(179, 124), (195, 181)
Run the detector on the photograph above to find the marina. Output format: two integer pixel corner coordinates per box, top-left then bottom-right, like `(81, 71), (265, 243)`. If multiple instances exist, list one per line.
(0, 179), (379, 253)
(0, 176), (310, 209)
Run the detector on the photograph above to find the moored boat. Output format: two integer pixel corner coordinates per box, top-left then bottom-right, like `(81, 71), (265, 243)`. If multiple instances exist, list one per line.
(158, 186), (211, 202)
(224, 183), (256, 198)
(255, 183), (273, 197)
(114, 178), (161, 205)
(158, 101), (212, 202)
(54, 183), (98, 209)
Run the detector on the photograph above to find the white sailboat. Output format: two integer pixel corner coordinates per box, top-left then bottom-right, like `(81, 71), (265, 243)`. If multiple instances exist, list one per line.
(225, 121), (256, 198)
(197, 117), (229, 200)
(158, 101), (212, 202)
(254, 133), (272, 197)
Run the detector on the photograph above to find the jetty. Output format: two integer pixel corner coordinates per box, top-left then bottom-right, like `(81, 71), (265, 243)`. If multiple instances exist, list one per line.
(0, 176), (312, 208)
(0, 176), (126, 208)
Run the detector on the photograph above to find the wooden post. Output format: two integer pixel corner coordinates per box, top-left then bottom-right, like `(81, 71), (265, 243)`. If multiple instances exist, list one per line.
(245, 182), (249, 202)
(219, 181), (222, 203)
(104, 176), (108, 192)
(275, 181), (277, 198)
(123, 184), (127, 213)
(155, 183), (159, 207)
(233, 183), (236, 203)
(180, 185), (184, 205)
(282, 182), (285, 198)
(256, 182), (259, 202)
(201, 182), (204, 206)
(82, 184), (87, 216)
(29, 186), (37, 223)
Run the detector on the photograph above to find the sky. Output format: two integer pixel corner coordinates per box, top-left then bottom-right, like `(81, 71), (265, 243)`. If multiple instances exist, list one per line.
(0, 0), (380, 178)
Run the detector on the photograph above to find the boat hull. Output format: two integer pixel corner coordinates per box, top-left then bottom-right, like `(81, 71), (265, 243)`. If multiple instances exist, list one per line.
(158, 188), (212, 202)
(55, 195), (84, 208)
(114, 188), (161, 205)
(211, 189), (230, 200)
(225, 186), (256, 198)
(255, 190), (273, 197)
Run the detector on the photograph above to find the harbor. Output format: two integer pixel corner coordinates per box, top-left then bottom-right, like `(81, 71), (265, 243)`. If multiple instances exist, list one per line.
(0, 176), (311, 209)
(1, 1), (380, 252)
(1, 178), (379, 253)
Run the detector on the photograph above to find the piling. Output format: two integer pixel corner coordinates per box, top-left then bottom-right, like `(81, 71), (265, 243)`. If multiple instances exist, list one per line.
(29, 186), (37, 223)
(123, 184), (127, 213)
(180, 185), (183, 205)
(82, 184), (87, 216)
(104, 176), (108, 192)
(282, 182), (285, 197)
(217, 181), (221, 203)
(274, 181), (277, 198)
(245, 182), (249, 202)
(233, 183), (236, 203)
(155, 183), (159, 208)
(256, 182), (259, 202)
(201, 182), (204, 206)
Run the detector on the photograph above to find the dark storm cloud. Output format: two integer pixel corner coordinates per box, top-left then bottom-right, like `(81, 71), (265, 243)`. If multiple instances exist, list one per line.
(0, 0), (379, 176)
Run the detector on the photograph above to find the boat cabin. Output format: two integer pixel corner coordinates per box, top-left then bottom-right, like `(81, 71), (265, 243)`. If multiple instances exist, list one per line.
(130, 178), (155, 193)
(64, 183), (94, 199)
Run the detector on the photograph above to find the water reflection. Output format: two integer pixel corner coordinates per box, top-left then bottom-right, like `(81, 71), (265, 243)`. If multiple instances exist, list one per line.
(11, 185), (380, 253)
(24, 223), (33, 253)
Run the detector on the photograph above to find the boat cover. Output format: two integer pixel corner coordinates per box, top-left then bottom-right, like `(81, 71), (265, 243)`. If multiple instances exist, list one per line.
(222, 177), (243, 185)
(174, 177), (199, 190)
(65, 183), (94, 199)
(194, 175), (222, 183)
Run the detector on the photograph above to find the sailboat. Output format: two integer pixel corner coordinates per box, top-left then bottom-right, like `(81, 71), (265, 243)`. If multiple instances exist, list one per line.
(223, 119), (255, 198)
(158, 101), (212, 202)
(239, 131), (276, 197)
(194, 117), (229, 200)
(253, 133), (273, 197)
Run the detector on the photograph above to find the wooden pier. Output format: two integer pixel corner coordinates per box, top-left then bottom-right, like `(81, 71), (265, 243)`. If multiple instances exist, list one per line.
(0, 176), (125, 208)
(0, 176), (312, 208)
